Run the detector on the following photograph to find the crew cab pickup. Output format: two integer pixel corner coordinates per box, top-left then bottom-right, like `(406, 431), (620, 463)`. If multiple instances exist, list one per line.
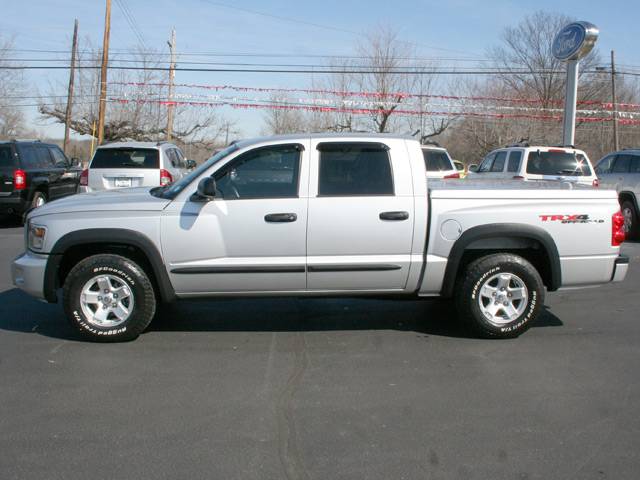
(11, 134), (629, 342)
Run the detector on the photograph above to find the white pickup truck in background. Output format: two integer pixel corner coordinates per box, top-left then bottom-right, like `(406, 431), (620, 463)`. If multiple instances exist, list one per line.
(12, 134), (629, 342)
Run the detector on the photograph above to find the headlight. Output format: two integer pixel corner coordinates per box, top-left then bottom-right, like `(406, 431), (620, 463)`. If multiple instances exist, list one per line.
(28, 223), (47, 251)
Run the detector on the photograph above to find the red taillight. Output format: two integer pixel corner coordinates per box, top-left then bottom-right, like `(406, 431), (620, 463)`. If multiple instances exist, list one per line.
(443, 172), (460, 179)
(612, 211), (626, 246)
(14, 169), (26, 190)
(160, 169), (173, 186)
(512, 175), (525, 180)
(592, 178), (600, 188)
(79, 169), (89, 186)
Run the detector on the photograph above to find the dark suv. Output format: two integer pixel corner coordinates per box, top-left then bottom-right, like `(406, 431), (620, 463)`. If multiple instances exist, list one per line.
(0, 140), (81, 220)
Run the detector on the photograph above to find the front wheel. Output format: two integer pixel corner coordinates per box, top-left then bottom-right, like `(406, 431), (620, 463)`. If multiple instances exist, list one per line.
(62, 254), (157, 342)
(455, 253), (545, 339)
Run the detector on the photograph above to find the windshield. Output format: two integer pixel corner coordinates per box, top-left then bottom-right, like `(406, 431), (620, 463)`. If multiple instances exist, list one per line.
(150, 144), (239, 199)
(91, 148), (159, 169)
(526, 151), (592, 176)
(422, 150), (452, 171)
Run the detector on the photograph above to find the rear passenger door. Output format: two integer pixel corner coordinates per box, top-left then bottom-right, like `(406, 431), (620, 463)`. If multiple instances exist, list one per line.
(506, 151), (523, 178)
(306, 140), (414, 291)
(49, 145), (79, 197)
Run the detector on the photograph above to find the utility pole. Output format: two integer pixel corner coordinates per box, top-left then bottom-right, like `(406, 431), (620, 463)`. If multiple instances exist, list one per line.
(97, 0), (111, 145)
(166, 28), (176, 141)
(63, 19), (79, 155)
(611, 50), (619, 151)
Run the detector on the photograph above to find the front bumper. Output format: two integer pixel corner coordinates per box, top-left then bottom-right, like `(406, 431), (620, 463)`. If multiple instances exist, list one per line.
(612, 255), (629, 283)
(11, 251), (49, 301)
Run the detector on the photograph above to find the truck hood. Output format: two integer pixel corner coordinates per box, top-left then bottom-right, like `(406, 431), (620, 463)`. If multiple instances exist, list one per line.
(28, 188), (171, 218)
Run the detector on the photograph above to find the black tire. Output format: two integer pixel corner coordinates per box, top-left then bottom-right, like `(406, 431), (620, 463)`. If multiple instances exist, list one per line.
(31, 191), (47, 209)
(62, 254), (156, 342)
(455, 253), (544, 339)
(621, 200), (638, 240)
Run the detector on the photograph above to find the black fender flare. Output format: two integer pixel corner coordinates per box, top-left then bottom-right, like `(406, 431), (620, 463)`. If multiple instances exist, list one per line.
(44, 228), (175, 303)
(440, 223), (561, 298)
(619, 191), (639, 213)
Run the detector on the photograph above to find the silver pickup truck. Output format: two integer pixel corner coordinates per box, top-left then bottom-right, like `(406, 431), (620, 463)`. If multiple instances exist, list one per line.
(11, 134), (629, 342)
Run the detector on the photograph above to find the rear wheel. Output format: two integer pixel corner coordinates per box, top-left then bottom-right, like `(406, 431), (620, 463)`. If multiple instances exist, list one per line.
(31, 191), (47, 209)
(62, 254), (156, 342)
(455, 253), (544, 339)
(621, 200), (638, 239)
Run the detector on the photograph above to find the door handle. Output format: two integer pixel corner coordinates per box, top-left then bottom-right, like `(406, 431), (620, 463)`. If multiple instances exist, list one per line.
(379, 211), (409, 221)
(264, 213), (297, 223)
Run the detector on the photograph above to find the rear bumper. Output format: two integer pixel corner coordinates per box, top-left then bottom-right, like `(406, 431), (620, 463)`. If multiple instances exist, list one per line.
(0, 193), (28, 216)
(11, 251), (49, 301)
(612, 255), (629, 283)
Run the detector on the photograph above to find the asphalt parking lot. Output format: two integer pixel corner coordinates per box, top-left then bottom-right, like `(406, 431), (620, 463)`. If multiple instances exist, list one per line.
(1, 216), (640, 480)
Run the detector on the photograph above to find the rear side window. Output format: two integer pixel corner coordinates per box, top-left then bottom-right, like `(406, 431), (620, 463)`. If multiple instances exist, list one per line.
(490, 151), (507, 172)
(422, 150), (452, 171)
(526, 151), (592, 176)
(0, 146), (15, 168)
(318, 143), (393, 196)
(630, 155), (640, 173)
(91, 148), (159, 169)
(17, 145), (51, 169)
(595, 155), (614, 174)
(612, 155), (632, 173)
(507, 151), (523, 172)
(36, 147), (54, 167)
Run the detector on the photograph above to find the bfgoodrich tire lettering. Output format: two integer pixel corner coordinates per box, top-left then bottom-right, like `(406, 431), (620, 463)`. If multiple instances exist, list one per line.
(455, 253), (545, 339)
(63, 254), (156, 342)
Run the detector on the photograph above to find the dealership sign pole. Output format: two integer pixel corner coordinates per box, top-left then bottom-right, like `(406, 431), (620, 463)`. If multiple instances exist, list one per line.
(552, 22), (599, 146)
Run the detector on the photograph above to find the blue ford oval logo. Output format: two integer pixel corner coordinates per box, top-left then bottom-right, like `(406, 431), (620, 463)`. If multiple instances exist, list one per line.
(552, 23), (587, 61)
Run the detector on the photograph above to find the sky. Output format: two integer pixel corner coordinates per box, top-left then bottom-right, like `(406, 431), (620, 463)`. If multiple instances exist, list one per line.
(1, 0), (639, 140)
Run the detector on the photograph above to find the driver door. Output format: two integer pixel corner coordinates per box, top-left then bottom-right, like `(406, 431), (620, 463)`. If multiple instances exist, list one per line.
(161, 141), (310, 294)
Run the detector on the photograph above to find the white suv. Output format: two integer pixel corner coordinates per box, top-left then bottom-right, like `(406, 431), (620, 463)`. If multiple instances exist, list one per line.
(79, 141), (195, 193)
(421, 145), (460, 179)
(468, 145), (599, 187)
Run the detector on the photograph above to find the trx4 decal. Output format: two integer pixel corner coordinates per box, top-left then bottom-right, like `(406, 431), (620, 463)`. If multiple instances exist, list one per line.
(539, 214), (604, 224)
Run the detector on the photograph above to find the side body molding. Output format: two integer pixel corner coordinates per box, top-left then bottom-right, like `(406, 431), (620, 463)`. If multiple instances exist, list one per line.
(439, 223), (562, 298)
(44, 228), (175, 303)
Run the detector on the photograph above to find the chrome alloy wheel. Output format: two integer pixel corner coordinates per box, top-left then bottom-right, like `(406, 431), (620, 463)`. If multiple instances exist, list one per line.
(622, 206), (634, 234)
(35, 196), (46, 207)
(477, 272), (528, 326)
(80, 274), (134, 327)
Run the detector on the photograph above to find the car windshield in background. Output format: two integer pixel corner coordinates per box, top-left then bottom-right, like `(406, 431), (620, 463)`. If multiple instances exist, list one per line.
(151, 143), (239, 199)
(91, 148), (159, 169)
(423, 150), (452, 171)
(526, 151), (591, 176)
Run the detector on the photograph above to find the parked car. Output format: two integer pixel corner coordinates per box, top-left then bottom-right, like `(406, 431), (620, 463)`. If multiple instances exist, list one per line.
(0, 139), (81, 221)
(468, 145), (599, 187)
(79, 141), (194, 192)
(594, 148), (640, 236)
(421, 145), (460, 179)
(452, 160), (467, 178)
(12, 133), (628, 342)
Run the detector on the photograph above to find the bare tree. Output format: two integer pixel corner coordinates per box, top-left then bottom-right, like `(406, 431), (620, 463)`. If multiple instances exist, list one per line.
(39, 42), (223, 143)
(262, 93), (308, 135)
(0, 36), (28, 138)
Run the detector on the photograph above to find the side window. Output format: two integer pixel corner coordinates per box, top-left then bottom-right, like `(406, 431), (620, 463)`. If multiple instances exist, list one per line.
(49, 146), (68, 167)
(214, 144), (301, 199)
(477, 153), (496, 173)
(612, 155), (631, 173)
(36, 146), (54, 168)
(507, 151), (523, 172)
(630, 155), (640, 173)
(18, 145), (39, 169)
(318, 142), (393, 196)
(490, 151), (507, 172)
(166, 149), (179, 168)
(595, 155), (614, 175)
(175, 148), (186, 167)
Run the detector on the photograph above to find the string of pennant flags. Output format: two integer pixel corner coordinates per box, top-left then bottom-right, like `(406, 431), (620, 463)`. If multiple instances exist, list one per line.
(108, 96), (640, 126)
(110, 80), (640, 111)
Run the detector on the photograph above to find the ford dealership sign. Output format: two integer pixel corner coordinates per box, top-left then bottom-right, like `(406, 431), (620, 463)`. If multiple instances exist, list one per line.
(552, 22), (599, 61)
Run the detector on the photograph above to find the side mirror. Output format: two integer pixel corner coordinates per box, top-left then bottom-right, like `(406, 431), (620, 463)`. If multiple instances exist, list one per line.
(468, 164), (478, 173)
(185, 159), (197, 170)
(192, 177), (216, 202)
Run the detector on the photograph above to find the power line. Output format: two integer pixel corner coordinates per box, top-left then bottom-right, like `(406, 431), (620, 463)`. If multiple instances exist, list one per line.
(114, 0), (148, 50)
